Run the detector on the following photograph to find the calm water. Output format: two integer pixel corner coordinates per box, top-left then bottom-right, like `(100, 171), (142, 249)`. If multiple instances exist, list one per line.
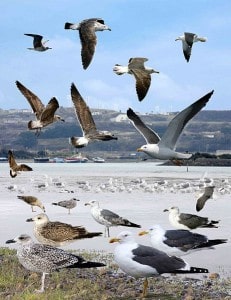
(1, 162), (231, 277)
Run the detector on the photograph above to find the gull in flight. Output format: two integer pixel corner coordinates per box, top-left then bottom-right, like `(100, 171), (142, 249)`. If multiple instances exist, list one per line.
(127, 90), (214, 161)
(8, 150), (33, 178)
(175, 32), (207, 62)
(113, 57), (159, 101)
(64, 18), (111, 69)
(69, 83), (117, 148)
(16, 81), (64, 135)
(24, 34), (52, 51)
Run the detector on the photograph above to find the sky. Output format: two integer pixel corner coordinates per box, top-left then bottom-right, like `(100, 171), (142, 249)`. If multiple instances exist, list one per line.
(0, 0), (230, 114)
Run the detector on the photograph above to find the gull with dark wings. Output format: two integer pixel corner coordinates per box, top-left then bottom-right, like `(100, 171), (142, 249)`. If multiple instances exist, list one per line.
(64, 18), (111, 69)
(127, 90), (214, 161)
(113, 57), (159, 101)
(16, 81), (64, 135)
(24, 34), (52, 52)
(175, 32), (207, 62)
(69, 83), (117, 148)
(8, 150), (33, 178)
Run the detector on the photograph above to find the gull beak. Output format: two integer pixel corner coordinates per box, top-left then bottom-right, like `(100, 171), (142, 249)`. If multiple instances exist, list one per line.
(6, 238), (16, 244)
(163, 209), (169, 212)
(109, 237), (121, 243)
(137, 148), (143, 152)
(138, 230), (149, 236)
(26, 218), (34, 222)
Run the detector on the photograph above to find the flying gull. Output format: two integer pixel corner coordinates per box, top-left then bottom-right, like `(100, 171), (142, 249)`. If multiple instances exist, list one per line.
(69, 83), (117, 148)
(64, 18), (111, 69)
(17, 195), (45, 212)
(196, 186), (215, 212)
(113, 57), (159, 102)
(8, 150), (32, 178)
(127, 90), (214, 161)
(26, 213), (102, 247)
(175, 32), (207, 62)
(16, 80), (65, 135)
(85, 200), (141, 237)
(24, 33), (52, 51)
(139, 224), (227, 257)
(6, 234), (105, 293)
(110, 231), (209, 298)
(163, 206), (220, 230)
(52, 198), (80, 214)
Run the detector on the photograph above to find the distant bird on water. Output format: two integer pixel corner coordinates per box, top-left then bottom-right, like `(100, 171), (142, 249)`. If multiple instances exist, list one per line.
(8, 150), (32, 178)
(69, 83), (117, 148)
(127, 90), (214, 161)
(64, 18), (111, 69)
(196, 186), (215, 212)
(16, 81), (65, 135)
(24, 34), (52, 51)
(52, 198), (80, 214)
(6, 234), (105, 293)
(175, 32), (207, 62)
(17, 195), (45, 212)
(85, 200), (141, 237)
(163, 206), (220, 230)
(113, 57), (159, 101)
(26, 213), (102, 247)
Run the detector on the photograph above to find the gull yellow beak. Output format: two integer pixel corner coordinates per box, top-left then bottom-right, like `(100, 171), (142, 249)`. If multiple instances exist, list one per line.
(138, 230), (149, 236)
(109, 237), (121, 243)
(137, 148), (143, 152)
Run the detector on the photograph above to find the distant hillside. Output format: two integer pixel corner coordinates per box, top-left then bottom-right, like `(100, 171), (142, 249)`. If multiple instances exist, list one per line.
(0, 107), (230, 157)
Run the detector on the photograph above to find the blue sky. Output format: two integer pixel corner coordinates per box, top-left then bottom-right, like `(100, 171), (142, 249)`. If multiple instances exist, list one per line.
(0, 0), (230, 113)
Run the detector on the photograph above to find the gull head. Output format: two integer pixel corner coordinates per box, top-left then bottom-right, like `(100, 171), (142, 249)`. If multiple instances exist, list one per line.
(26, 213), (49, 226)
(6, 234), (32, 245)
(109, 231), (134, 244)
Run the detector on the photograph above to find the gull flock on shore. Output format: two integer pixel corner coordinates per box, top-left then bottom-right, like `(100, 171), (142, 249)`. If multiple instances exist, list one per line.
(2, 13), (229, 299)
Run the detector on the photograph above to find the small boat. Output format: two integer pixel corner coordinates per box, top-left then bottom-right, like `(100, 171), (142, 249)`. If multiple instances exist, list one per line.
(0, 157), (8, 162)
(49, 157), (65, 163)
(34, 157), (50, 163)
(65, 154), (88, 163)
(92, 157), (105, 163)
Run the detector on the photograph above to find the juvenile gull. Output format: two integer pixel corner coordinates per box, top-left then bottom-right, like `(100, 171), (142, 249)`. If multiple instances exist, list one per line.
(52, 198), (80, 214)
(69, 83), (117, 148)
(17, 195), (45, 212)
(26, 213), (102, 246)
(110, 231), (209, 298)
(6, 234), (105, 293)
(64, 18), (111, 69)
(24, 33), (52, 51)
(175, 32), (207, 62)
(139, 224), (227, 256)
(196, 186), (215, 212)
(85, 200), (141, 237)
(127, 90), (214, 161)
(8, 150), (32, 178)
(163, 206), (220, 230)
(113, 57), (159, 101)
(16, 80), (65, 135)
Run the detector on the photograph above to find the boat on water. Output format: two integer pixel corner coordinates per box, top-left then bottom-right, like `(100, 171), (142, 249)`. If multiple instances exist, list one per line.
(49, 157), (65, 163)
(64, 154), (88, 163)
(0, 157), (8, 162)
(92, 157), (105, 163)
(34, 157), (50, 163)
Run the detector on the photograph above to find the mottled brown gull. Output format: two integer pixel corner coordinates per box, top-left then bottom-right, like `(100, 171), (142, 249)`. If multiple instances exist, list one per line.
(17, 195), (45, 212)
(8, 150), (32, 178)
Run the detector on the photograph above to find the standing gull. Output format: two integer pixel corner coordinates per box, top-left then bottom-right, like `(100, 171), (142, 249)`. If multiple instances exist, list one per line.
(6, 234), (105, 293)
(127, 90), (214, 161)
(196, 186), (215, 212)
(52, 198), (80, 214)
(16, 81), (64, 135)
(64, 18), (111, 69)
(8, 150), (32, 178)
(24, 34), (52, 51)
(26, 213), (102, 246)
(139, 224), (227, 256)
(110, 231), (208, 298)
(85, 200), (141, 237)
(175, 32), (207, 62)
(113, 57), (159, 101)
(163, 206), (220, 230)
(69, 83), (117, 148)
(17, 195), (45, 212)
